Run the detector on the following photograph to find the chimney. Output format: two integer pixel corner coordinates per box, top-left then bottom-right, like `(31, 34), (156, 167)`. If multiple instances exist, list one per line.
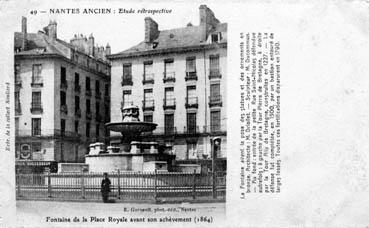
(44, 20), (57, 39)
(21, 17), (27, 51)
(105, 43), (111, 55)
(199, 5), (220, 41)
(144, 17), (159, 43)
(88, 34), (95, 56)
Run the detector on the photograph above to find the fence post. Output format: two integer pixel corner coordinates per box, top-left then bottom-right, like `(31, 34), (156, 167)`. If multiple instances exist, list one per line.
(47, 170), (52, 198)
(80, 171), (85, 199)
(212, 171), (217, 199)
(154, 170), (158, 201)
(192, 169), (196, 199)
(117, 170), (121, 199)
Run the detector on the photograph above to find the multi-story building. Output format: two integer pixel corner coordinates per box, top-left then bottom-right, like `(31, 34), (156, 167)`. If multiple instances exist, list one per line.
(14, 17), (111, 166)
(108, 5), (227, 170)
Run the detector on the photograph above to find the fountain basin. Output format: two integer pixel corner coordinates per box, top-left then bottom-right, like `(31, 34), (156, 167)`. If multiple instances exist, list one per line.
(105, 122), (157, 134)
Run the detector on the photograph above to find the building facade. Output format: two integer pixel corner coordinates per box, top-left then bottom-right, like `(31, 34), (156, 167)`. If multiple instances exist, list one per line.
(108, 5), (227, 168)
(14, 17), (111, 164)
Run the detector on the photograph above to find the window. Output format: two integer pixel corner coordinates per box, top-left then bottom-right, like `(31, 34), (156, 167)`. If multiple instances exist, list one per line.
(164, 113), (174, 134)
(31, 118), (41, 136)
(186, 113), (197, 133)
(86, 122), (90, 137)
(187, 142), (198, 159)
(186, 57), (196, 73)
(210, 84), (220, 97)
(96, 124), (99, 138)
(209, 55), (220, 76)
(96, 102), (100, 117)
(74, 73), (80, 91)
(86, 99), (91, 113)
(143, 61), (154, 82)
(61, 119), (66, 135)
(210, 110), (221, 132)
(31, 91), (42, 108)
(95, 80), (100, 97)
(143, 89), (154, 109)
(75, 120), (79, 133)
(186, 86), (197, 106)
(164, 59), (175, 80)
(104, 104), (110, 122)
(60, 91), (66, 106)
(75, 96), (80, 113)
(15, 64), (21, 84)
(86, 77), (90, 91)
(32, 142), (42, 153)
(164, 87), (175, 107)
(15, 91), (21, 114)
(144, 114), (153, 123)
(32, 64), (42, 84)
(122, 90), (132, 107)
(211, 33), (222, 43)
(104, 83), (109, 96)
(61, 67), (66, 83)
(122, 63), (132, 85)
(15, 117), (19, 136)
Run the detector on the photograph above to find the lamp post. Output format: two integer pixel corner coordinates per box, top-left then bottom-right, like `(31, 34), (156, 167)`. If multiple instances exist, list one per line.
(211, 137), (221, 199)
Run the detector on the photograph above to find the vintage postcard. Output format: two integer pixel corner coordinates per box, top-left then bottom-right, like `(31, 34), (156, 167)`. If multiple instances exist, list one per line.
(1, 0), (369, 227)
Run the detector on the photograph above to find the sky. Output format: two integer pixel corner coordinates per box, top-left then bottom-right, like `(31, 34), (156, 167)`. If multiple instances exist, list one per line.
(13, 1), (228, 54)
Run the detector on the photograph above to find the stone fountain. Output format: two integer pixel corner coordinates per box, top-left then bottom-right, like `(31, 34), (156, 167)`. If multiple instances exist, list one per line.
(85, 105), (175, 173)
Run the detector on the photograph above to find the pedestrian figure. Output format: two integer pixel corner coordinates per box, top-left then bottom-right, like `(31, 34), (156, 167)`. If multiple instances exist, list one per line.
(101, 172), (111, 203)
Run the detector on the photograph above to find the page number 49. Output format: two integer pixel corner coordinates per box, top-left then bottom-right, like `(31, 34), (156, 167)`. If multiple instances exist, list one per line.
(30, 10), (38, 15)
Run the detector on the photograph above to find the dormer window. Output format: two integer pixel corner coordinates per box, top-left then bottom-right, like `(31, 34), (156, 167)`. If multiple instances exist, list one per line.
(211, 32), (222, 43)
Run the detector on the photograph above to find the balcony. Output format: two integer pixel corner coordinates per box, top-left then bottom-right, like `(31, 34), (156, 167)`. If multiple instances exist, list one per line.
(142, 99), (155, 111)
(208, 95), (222, 107)
(95, 114), (102, 122)
(209, 69), (222, 79)
(60, 81), (68, 90)
(121, 76), (133, 86)
(163, 98), (176, 110)
(163, 72), (176, 83)
(95, 91), (101, 99)
(85, 89), (92, 97)
(75, 109), (81, 118)
(184, 126), (199, 134)
(142, 74), (154, 84)
(185, 71), (197, 81)
(60, 104), (68, 115)
(185, 97), (198, 109)
(30, 102), (43, 113)
(203, 125), (225, 134)
(86, 112), (92, 120)
(74, 84), (81, 93)
(31, 80), (43, 87)
(16, 129), (81, 139)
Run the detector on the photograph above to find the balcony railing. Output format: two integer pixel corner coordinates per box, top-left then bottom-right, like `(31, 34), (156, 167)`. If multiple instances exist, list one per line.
(185, 71), (197, 81)
(208, 95), (222, 107)
(60, 81), (68, 90)
(142, 99), (155, 111)
(184, 126), (200, 134)
(142, 74), (154, 84)
(74, 84), (81, 93)
(121, 76), (133, 86)
(163, 72), (176, 83)
(203, 125), (224, 133)
(163, 98), (176, 109)
(16, 129), (81, 138)
(31, 78), (43, 87)
(185, 97), (198, 108)
(60, 104), (68, 114)
(86, 112), (92, 120)
(30, 102), (43, 113)
(209, 69), (221, 79)
(75, 109), (81, 118)
(85, 89), (92, 97)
